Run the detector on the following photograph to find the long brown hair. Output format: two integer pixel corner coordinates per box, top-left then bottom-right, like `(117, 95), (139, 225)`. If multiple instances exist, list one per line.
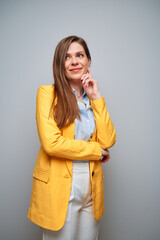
(52, 36), (91, 129)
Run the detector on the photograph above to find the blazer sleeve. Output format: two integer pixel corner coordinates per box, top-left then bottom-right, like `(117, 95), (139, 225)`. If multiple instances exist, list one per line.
(90, 97), (117, 149)
(36, 86), (102, 160)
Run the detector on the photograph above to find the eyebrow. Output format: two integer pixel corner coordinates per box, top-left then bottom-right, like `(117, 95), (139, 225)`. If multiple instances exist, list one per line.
(66, 51), (85, 55)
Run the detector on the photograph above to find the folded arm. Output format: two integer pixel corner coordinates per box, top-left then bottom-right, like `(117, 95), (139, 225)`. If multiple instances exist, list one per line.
(36, 86), (102, 161)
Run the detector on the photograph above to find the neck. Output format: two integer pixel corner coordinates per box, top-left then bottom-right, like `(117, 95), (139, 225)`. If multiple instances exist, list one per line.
(70, 82), (84, 98)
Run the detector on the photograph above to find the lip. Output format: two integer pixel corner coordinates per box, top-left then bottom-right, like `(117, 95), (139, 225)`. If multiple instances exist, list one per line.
(70, 68), (82, 72)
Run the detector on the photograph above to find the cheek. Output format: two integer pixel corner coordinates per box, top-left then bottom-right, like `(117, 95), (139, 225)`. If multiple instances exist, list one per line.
(64, 60), (71, 69)
(84, 63), (89, 71)
(64, 62), (67, 71)
(84, 59), (90, 68)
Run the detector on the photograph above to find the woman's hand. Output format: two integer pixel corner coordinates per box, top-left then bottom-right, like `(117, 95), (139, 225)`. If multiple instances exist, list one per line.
(81, 68), (101, 100)
(100, 148), (110, 163)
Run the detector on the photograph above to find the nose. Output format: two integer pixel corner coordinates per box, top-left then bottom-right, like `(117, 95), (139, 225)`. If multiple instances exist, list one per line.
(71, 56), (78, 65)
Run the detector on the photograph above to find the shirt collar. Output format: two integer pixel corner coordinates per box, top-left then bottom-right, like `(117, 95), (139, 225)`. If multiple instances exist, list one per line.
(72, 87), (91, 110)
(72, 87), (87, 99)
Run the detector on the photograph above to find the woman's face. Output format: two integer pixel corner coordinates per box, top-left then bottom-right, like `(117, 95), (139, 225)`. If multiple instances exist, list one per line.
(64, 42), (90, 85)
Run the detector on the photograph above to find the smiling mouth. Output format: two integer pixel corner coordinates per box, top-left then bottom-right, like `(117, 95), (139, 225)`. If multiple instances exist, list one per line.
(70, 68), (82, 72)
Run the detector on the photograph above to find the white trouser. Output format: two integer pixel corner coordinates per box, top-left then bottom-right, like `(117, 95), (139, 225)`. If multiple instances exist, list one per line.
(42, 162), (101, 240)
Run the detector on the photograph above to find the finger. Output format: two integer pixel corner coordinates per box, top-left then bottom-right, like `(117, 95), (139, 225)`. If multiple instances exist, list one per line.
(101, 155), (110, 163)
(82, 78), (94, 87)
(81, 71), (91, 80)
(102, 149), (110, 156)
(81, 75), (89, 84)
(81, 76), (90, 85)
(101, 157), (107, 163)
(103, 154), (110, 161)
(81, 73), (87, 79)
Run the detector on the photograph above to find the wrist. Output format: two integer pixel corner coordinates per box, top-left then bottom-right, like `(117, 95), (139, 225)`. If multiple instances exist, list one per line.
(91, 92), (101, 100)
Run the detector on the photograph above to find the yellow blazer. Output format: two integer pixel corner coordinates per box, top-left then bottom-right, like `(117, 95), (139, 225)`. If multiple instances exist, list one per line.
(28, 85), (116, 231)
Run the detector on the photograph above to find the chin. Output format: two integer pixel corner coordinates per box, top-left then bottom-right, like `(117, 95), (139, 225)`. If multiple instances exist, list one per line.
(71, 77), (82, 82)
(69, 74), (83, 81)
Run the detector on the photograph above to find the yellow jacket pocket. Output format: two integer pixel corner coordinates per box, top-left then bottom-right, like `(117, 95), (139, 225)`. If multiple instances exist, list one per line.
(33, 167), (50, 183)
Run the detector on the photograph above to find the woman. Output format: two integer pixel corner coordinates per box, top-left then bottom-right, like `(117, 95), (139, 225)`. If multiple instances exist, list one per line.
(28, 36), (116, 240)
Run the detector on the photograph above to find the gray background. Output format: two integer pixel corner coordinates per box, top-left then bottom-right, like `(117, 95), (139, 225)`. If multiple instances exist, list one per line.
(0, 0), (160, 240)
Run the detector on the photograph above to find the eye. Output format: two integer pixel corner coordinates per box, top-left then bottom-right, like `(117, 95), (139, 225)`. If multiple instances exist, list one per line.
(77, 53), (83, 58)
(65, 55), (69, 60)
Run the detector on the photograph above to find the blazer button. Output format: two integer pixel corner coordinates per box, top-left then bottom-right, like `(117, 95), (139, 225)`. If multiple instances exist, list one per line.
(92, 171), (94, 176)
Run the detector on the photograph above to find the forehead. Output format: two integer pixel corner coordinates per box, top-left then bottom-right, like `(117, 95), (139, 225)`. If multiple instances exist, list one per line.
(67, 42), (85, 54)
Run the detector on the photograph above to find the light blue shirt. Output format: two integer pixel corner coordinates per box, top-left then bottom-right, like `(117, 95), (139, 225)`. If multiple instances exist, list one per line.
(73, 88), (95, 162)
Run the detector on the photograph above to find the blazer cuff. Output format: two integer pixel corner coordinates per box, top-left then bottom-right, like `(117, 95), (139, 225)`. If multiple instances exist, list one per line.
(90, 97), (106, 110)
